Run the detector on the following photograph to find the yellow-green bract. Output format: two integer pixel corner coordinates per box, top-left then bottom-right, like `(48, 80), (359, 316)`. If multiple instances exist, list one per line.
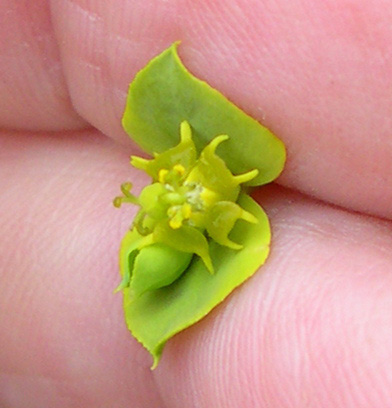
(115, 43), (286, 368)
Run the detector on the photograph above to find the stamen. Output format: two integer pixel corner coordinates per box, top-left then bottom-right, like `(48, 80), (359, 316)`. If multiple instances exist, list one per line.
(199, 187), (218, 207)
(173, 164), (185, 176)
(121, 182), (133, 197)
(158, 169), (169, 183)
(113, 197), (123, 208)
(169, 217), (182, 229)
(182, 203), (192, 219)
(113, 182), (139, 207)
(167, 206), (184, 229)
(113, 196), (139, 208)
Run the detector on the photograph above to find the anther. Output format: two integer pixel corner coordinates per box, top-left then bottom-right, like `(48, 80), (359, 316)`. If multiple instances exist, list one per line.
(173, 164), (185, 176)
(113, 182), (139, 207)
(182, 203), (192, 219)
(158, 169), (169, 183)
(113, 197), (123, 208)
(167, 206), (184, 229)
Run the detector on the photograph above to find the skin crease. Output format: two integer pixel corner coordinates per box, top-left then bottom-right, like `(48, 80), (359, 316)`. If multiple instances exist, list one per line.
(0, 0), (391, 407)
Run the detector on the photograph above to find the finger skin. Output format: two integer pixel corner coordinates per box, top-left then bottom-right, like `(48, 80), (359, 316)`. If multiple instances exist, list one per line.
(1, 0), (390, 214)
(1, 0), (392, 406)
(0, 131), (165, 408)
(49, 0), (392, 218)
(1, 131), (392, 407)
(0, 0), (86, 130)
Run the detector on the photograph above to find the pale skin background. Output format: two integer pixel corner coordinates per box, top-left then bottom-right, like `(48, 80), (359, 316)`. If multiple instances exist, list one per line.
(0, 0), (392, 407)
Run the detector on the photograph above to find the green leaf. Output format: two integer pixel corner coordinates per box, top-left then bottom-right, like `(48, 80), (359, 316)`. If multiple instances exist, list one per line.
(122, 42), (286, 186)
(122, 194), (270, 368)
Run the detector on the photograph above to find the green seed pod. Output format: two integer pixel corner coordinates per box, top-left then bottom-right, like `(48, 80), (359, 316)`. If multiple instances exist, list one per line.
(130, 244), (193, 298)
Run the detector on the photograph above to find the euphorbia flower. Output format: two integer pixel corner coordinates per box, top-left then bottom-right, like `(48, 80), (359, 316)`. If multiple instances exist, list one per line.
(114, 42), (286, 367)
(114, 120), (259, 279)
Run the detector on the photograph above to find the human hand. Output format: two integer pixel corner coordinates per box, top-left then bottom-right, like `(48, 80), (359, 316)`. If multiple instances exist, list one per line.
(1, 1), (391, 407)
